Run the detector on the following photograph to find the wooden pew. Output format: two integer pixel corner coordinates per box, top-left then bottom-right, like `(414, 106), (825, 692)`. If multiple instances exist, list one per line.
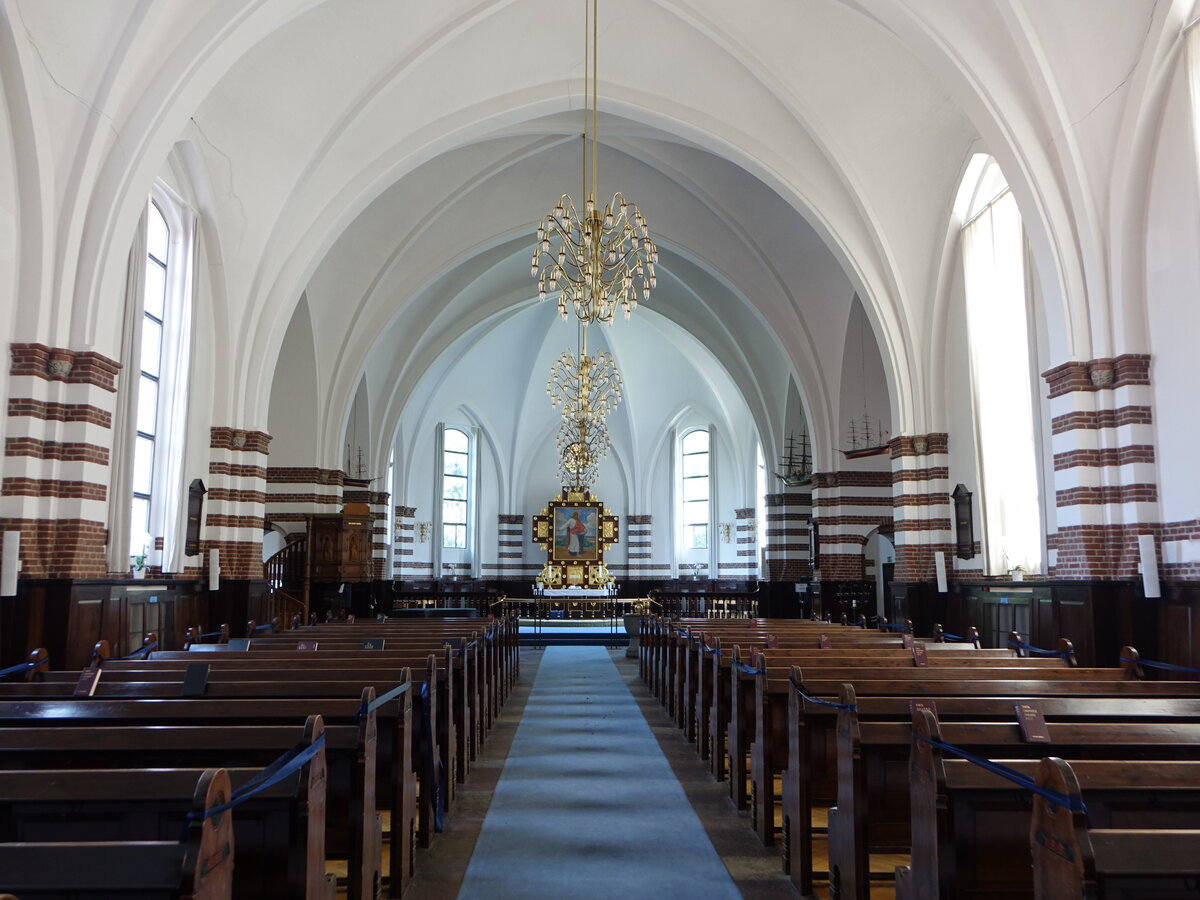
(0, 710), (380, 900)
(781, 669), (1200, 897)
(741, 648), (1087, 834)
(67, 644), (463, 795)
(0, 695), (416, 899)
(0, 767), (234, 899)
(900, 711), (1200, 898)
(828, 693), (1200, 900)
(1031, 757), (1200, 900)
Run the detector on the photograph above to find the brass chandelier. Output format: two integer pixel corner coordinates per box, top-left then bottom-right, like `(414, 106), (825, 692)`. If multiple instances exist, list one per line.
(547, 329), (623, 491)
(531, 0), (658, 325)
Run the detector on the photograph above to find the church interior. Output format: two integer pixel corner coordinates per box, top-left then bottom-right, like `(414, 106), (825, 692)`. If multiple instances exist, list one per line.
(2, 1), (1200, 898)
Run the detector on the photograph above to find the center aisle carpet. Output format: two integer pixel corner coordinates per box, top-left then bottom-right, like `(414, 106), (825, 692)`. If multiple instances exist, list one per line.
(457, 646), (742, 899)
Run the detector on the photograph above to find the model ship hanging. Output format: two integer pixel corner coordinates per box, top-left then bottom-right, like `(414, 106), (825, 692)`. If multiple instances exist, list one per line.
(343, 445), (374, 489)
(840, 411), (890, 460)
(775, 432), (813, 486)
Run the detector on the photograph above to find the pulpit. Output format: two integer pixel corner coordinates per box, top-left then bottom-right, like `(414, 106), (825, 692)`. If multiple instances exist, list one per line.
(307, 502), (372, 582)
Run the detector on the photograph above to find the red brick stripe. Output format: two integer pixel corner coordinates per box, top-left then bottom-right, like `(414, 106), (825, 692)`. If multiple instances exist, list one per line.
(209, 462), (267, 479)
(1055, 484), (1158, 506)
(1051, 407), (1153, 435)
(1053, 445), (1156, 470)
(5, 437), (109, 464)
(2, 478), (106, 501)
(8, 398), (112, 428)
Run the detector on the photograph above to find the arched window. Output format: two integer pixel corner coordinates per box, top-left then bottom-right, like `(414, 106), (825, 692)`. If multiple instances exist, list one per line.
(441, 428), (470, 549)
(680, 429), (710, 551)
(123, 187), (195, 570)
(961, 158), (1042, 575)
(756, 442), (768, 575)
(129, 203), (169, 556)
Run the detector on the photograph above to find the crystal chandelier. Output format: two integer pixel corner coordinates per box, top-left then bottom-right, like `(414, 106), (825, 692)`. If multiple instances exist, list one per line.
(547, 329), (623, 491)
(531, 0), (658, 325)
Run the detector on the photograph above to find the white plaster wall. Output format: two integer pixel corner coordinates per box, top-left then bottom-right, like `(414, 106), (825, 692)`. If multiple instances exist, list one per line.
(1145, 59), (1200, 525)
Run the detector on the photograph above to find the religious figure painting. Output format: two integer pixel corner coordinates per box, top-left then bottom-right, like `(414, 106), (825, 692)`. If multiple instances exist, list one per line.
(553, 506), (599, 561)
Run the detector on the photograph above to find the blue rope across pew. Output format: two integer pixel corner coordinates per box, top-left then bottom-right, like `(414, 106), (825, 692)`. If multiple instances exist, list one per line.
(198, 630), (224, 639)
(185, 734), (327, 832)
(418, 682), (445, 832)
(941, 631), (967, 642)
(1007, 639), (1071, 659)
(702, 645), (721, 656)
(360, 680), (412, 718)
(1120, 656), (1200, 674)
(791, 682), (856, 712)
(878, 623), (908, 632)
(118, 641), (157, 660)
(252, 623), (274, 633)
(0, 659), (39, 679)
(735, 662), (765, 676)
(913, 732), (1088, 818)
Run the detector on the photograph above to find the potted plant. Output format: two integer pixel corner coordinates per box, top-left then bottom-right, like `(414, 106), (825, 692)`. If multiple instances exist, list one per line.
(131, 553), (147, 579)
(1008, 564), (1026, 582)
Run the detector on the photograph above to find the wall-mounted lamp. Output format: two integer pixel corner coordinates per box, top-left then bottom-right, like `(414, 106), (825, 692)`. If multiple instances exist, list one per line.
(746, 518), (757, 536)
(718, 523), (733, 544)
(417, 522), (433, 543)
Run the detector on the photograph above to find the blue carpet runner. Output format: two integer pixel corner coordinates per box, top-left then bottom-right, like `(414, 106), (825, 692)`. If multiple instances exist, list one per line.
(458, 646), (740, 899)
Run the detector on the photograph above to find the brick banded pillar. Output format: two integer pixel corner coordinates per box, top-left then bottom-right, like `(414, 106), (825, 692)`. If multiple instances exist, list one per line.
(493, 513), (526, 578)
(811, 469), (892, 580)
(393, 508), (432, 578)
(2, 344), (120, 577)
(719, 506), (759, 577)
(1043, 355), (1159, 579)
(370, 491), (389, 579)
(762, 491), (812, 581)
(207, 427), (270, 579)
(264, 467), (343, 535)
(621, 514), (654, 579)
(890, 434), (968, 581)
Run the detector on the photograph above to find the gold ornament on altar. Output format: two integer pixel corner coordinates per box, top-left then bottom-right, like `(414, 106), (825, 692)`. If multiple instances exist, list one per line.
(532, 490), (619, 588)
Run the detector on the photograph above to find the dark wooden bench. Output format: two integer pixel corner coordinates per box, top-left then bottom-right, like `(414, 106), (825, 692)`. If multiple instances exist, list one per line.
(828, 692), (1200, 900)
(1030, 757), (1200, 900)
(781, 668), (1200, 897)
(0, 767), (234, 899)
(900, 709), (1200, 898)
(0, 693), (416, 899)
(740, 648), (1088, 835)
(0, 711), (378, 900)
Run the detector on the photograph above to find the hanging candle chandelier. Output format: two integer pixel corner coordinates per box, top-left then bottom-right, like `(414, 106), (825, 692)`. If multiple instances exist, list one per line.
(547, 330), (623, 491)
(531, 0), (658, 325)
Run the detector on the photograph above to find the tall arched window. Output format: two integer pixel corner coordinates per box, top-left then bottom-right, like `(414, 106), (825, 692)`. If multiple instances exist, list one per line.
(123, 186), (195, 571)
(129, 203), (169, 556)
(961, 158), (1042, 575)
(441, 428), (470, 549)
(680, 429), (710, 551)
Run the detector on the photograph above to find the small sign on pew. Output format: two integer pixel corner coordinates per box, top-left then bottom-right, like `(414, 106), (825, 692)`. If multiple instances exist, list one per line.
(1015, 701), (1051, 743)
(73, 666), (101, 697)
(362, 638), (385, 650)
(911, 642), (929, 667)
(909, 698), (938, 719)
(902, 633), (914, 649)
(818, 633), (831, 649)
(181, 662), (210, 697)
(297, 640), (318, 651)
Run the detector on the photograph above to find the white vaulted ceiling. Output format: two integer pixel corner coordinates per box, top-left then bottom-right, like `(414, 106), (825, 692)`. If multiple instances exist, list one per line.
(0, 0), (1169, 472)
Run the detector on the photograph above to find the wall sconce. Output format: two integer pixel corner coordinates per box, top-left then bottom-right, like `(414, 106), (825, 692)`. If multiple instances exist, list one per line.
(718, 522), (733, 544)
(417, 522), (433, 543)
(746, 519), (757, 536)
